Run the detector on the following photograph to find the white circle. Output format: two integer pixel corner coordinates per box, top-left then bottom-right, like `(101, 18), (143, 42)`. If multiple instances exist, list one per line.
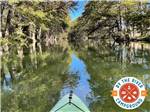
(112, 77), (146, 110)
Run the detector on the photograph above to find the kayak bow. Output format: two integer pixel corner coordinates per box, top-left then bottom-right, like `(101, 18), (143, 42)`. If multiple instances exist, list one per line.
(50, 92), (90, 112)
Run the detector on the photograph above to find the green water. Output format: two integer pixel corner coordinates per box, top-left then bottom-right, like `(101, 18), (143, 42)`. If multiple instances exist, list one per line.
(1, 42), (150, 112)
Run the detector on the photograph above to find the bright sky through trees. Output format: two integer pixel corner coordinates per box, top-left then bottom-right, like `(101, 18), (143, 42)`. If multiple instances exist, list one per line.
(69, 0), (88, 21)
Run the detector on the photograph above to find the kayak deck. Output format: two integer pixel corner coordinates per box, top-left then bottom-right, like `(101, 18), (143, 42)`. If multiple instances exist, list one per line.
(50, 93), (90, 112)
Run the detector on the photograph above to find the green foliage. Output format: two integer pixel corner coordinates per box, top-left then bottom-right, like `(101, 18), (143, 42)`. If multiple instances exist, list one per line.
(78, 42), (150, 112)
(1, 51), (69, 112)
(0, 0), (77, 74)
(1, 0), (77, 52)
(69, 1), (150, 42)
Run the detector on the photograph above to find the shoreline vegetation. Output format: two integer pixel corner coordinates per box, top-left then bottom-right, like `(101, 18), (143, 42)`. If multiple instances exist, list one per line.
(69, 1), (150, 43)
(1, 1), (150, 81)
(0, 0), (76, 81)
(1, 0), (150, 89)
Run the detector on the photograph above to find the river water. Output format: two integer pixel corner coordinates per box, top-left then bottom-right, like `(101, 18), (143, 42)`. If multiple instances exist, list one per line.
(1, 42), (150, 112)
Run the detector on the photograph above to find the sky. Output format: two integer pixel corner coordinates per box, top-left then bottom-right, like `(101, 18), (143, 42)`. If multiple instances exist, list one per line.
(69, 0), (88, 21)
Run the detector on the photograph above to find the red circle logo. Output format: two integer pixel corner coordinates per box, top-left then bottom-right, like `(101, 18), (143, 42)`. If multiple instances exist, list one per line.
(119, 83), (139, 103)
(112, 77), (147, 110)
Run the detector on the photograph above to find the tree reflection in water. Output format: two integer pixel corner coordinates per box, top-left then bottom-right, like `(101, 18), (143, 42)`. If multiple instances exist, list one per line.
(1, 42), (150, 112)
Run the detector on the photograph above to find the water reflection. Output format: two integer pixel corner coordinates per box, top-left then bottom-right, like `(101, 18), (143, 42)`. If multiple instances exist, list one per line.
(3, 73), (13, 91)
(1, 51), (69, 112)
(61, 53), (93, 106)
(1, 42), (150, 112)
(77, 42), (150, 111)
(2, 65), (13, 92)
(114, 43), (150, 64)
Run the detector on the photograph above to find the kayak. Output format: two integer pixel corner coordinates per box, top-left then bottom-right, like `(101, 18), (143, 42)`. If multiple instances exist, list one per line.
(50, 92), (90, 112)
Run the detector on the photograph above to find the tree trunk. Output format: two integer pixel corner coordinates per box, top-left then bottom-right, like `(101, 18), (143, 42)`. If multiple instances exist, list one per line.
(3, 5), (14, 37)
(118, 4), (122, 31)
(0, 2), (5, 37)
(37, 27), (42, 54)
(17, 46), (23, 69)
(29, 22), (37, 68)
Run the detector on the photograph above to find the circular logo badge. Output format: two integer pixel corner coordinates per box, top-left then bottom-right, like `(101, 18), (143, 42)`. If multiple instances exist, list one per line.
(111, 77), (147, 110)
